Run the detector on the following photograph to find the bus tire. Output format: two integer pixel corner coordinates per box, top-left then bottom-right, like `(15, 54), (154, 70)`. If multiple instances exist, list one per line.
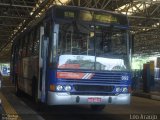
(15, 75), (22, 97)
(32, 76), (38, 103)
(16, 87), (22, 97)
(90, 105), (105, 111)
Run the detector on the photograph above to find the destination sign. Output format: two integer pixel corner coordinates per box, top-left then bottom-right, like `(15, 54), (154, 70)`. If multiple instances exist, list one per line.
(55, 8), (128, 25)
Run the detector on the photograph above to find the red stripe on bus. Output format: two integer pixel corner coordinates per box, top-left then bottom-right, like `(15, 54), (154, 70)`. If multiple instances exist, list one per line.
(57, 72), (85, 79)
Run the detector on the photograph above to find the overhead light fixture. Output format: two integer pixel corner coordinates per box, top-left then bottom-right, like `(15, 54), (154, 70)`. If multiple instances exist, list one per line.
(55, 0), (70, 5)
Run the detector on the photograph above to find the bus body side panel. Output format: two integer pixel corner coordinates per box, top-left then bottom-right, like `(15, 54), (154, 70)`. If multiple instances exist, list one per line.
(21, 57), (32, 95)
(17, 56), (39, 96)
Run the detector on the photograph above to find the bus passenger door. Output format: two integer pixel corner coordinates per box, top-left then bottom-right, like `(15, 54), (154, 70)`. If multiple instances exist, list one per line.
(41, 35), (48, 103)
(38, 26), (49, 103)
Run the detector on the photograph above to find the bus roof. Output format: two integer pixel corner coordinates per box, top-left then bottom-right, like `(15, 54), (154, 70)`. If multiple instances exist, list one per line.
(14, 5), (129, 42)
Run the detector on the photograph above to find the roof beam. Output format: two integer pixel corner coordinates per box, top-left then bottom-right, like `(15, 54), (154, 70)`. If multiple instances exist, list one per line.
(0, 3), (34, 8)
(0, 24), (18, 27)
(134, 0), (160, 3)
(0, 30), (12, 32)
(0, 0), (53, 53)
(0, 15), (30, 19)
(150, 5), (160, 16)
(0, 35), (9, 37)
(0, 28), (14, 31)
(128, 15), (160, 20)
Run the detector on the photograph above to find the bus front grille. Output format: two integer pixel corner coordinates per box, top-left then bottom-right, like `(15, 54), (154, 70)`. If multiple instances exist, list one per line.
(74, 85), (114, 92)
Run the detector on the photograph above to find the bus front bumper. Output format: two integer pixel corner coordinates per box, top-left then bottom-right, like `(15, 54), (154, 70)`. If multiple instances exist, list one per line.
(47, 91), (131, 105)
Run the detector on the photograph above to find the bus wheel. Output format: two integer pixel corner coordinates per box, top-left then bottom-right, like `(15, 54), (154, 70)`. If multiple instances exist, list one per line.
(15, 81), (22, 97)
(32, 76), (38, 103)
(15, 83), (18, 96)
(90, 105), (105, 111)
(16, 86), (22, 97)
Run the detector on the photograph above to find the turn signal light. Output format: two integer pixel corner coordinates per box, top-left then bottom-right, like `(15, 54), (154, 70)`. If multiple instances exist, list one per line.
(50, 84), (55, 91)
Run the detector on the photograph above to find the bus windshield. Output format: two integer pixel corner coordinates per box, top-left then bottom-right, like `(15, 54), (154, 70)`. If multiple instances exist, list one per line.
(57, 21), (129, 71)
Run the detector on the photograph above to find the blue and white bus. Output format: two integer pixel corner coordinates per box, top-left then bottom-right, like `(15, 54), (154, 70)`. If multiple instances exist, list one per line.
(11, 5), (132, 111)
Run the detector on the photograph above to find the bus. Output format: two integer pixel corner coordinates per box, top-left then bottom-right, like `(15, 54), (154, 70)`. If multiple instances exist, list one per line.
(11, 5), (132, 111)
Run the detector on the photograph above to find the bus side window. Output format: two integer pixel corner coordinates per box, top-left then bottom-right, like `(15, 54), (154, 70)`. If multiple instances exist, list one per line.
(17, 39), (21, 58)
(33, 27), (40, 56)
(27, 32), (31, 56)
(21, 37), (25, 57)
(28, 30), (34, 56)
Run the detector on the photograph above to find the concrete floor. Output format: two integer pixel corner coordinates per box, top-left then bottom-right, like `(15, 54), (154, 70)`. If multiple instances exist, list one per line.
(1, 78), (160, 120)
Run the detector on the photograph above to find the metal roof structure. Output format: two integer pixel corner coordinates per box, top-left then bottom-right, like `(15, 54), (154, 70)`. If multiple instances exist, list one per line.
(0, 0), (160, 62)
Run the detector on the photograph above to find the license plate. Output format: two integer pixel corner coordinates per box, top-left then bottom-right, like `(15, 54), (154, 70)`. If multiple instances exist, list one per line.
(88, 97), (102, 103)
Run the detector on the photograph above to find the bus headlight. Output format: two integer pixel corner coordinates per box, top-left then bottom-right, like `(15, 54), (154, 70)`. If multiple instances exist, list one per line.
(64, 85), (71, 91)
(56, 85), (63, 91)
(121, 75), (129, 80)
(115, 87), (122, 92)
(122, 87), (128, 92)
